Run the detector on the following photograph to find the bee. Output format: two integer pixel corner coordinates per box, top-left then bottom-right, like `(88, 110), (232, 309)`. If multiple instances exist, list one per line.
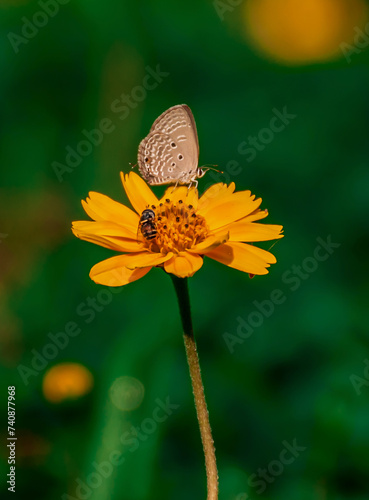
(139, 209), (157, 241)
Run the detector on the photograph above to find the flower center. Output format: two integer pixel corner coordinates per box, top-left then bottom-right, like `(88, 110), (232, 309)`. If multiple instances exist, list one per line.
(140, 199), (208, 254)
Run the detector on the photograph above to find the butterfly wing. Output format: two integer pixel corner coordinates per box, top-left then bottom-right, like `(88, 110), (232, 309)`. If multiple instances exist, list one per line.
(138, 104), (199, 185)
(150, 104), (199, 158)
(138, 132), (176, 185)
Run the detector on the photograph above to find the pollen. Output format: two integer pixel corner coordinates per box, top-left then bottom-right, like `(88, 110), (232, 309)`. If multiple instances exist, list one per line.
(142, 200), (209, 254)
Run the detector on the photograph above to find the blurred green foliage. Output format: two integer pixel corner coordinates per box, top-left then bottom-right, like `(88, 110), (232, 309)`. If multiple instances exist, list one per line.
(1, 1), (369, 499)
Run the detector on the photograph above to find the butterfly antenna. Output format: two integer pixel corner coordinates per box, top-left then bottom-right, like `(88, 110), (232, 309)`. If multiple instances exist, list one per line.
(202, 164), (224, 174)
(129, 162), (137, 169)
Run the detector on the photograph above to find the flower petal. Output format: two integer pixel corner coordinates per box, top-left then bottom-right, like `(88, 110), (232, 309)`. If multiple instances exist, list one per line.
(198, 182), (235, 212)
(83, 192), (139, 232)
(188, 231), (229, 254)
(198, 191), (262, 231)
(161, 185), (199, 209)
(121, 171), (159, 214)
(89, 252), (172, 286)
(81, 199), (100, 221)
(243, 243), (277, 264)
(124, 251), (173, 270)
(72, 221), (135, 238)
(214, 222), (284, 243)
(206, 242), (277, 275)
(164, 252), (203, 278)
(91, 263), (152, 286)
(72, 221), (143, 252)
(242, 209), (269, 223)
(72, 232), (124, 251)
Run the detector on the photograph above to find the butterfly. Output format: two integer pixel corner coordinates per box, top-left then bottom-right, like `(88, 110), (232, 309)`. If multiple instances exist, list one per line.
(137, 104), (210, 188)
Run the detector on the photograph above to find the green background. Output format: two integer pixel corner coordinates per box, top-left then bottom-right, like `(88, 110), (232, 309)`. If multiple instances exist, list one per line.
(1, 1), (369, 499)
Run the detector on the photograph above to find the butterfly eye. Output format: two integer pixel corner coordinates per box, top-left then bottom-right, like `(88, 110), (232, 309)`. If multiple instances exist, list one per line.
(145, 157), (149, 162)
(178, 154), (183, 160)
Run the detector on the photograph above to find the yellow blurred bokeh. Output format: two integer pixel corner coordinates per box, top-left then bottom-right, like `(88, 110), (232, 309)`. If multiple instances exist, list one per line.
(243, 0), (369, 65)
(42, 363), (94, 404)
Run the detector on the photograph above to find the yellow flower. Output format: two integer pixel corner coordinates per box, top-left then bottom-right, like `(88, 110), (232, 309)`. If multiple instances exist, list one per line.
(243, 0), (368, 65)
(72, 172), (283, 286)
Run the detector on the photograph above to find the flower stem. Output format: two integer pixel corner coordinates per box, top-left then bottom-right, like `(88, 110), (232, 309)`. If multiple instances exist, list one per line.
(170, 275), (218, 500)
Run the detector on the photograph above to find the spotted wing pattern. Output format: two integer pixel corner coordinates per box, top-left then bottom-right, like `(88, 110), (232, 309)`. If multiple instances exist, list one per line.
(138, 104), (199, 185)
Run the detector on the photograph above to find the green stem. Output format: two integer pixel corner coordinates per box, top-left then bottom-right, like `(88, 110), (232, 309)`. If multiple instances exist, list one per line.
(170, 275), (218, 500)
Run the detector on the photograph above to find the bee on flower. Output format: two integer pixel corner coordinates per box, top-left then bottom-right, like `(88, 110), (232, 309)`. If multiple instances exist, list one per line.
(139, 208), (157, 241)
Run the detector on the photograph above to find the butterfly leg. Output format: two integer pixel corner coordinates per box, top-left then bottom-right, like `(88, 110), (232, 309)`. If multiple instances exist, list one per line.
(171, 171), (190, 192)
(170, 179), (181, 193)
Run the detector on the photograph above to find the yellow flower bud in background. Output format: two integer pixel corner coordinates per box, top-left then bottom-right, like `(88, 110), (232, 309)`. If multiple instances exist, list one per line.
(42, 363), (93, 404)
(243, 0), (369, 65)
